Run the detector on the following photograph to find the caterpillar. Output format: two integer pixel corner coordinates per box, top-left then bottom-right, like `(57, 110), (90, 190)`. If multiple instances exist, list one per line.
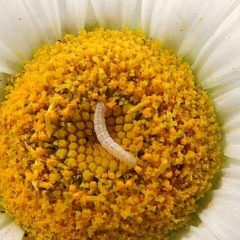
(94, 102), (137, 167)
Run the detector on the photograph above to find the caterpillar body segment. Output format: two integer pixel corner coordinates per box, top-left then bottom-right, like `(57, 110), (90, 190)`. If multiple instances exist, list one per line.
(94, 102), (137, 167)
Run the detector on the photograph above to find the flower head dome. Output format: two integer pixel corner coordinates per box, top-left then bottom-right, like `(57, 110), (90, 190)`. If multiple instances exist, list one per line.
(0, 0), (240, 239)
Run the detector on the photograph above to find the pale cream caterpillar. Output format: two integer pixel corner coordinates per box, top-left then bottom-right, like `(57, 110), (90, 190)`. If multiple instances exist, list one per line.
(94, 102), (137, 167)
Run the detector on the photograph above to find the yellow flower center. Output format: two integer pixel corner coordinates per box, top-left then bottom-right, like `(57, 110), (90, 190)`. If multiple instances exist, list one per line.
(0, 27), (223, 240)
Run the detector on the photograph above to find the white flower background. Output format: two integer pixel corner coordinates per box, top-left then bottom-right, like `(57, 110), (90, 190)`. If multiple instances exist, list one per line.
(0, 0), (240, 239)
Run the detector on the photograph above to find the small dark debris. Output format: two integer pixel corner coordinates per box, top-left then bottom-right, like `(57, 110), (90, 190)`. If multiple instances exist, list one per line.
(45, 145), (58, 152)
(151, 134), (157, 138)
(114, 99), (120, 104)
(209, 158), (215, 162)
(105, 87), (115, 97)
(123, 173), (132, 182)
(135, 113), (142, 121)
(72, 174), (82, 184)
(137, 150), (145, 158)
(175, 164), (183, 170)
(92, 176), (99, 182)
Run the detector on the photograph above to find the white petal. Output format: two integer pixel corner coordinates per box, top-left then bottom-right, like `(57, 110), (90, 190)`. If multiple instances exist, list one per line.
(25, 0), (94, 36)
(224, 145), (240, 161)
(61, 0), (92, 33)
(191, 3), (240, 95)
(198, 165), (240, 240)
(221, 165), (240, 181)
(0, 210), (24, 240)
(146, 0), (239, 58)
(199, 189), (240, 240)
(214, 88), (240, 121)
(224, 127), (240, 145)
(90, 0), (141, 29)
(222, 112), (240, 136)
(181, 224), (218, 240)
(214, 88), (240, 113)
(219, 177), (240, 190)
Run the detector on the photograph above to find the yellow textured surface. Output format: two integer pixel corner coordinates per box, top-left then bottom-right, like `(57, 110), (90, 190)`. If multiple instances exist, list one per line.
(0, 28), (222, 240)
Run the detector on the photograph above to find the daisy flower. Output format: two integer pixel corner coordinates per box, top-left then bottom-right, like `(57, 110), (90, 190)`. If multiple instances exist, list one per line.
(0, 0), (240, 239)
